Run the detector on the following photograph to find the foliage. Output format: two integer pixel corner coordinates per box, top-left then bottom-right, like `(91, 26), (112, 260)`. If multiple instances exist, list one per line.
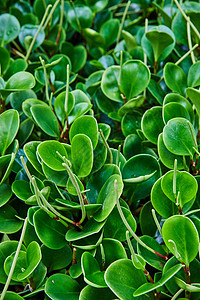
(1, 0), (200, 300)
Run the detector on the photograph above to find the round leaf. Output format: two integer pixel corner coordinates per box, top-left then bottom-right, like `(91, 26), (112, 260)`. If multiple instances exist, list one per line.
(5, 71), (35, 91)
(141, 106), (164, 144)
(119, 60), (150, 100)
(45, 273), (81, 300)
(69, 116), (98, 149)
(164, 63), (187, 96)
(163, 117), (197, 157)
(0, 14), (20, 45)
(162, 215), (199, 265)
(33, 209), (67, 250)
(101, 66), (121, 102)
(37, 140), (68, 171)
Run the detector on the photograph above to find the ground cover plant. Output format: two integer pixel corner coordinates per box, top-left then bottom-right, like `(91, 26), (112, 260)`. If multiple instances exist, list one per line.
(1, 0), (200, 299)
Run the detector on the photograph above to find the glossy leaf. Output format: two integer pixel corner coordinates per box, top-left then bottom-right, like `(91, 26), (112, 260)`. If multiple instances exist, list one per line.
(71, 134), (93, 178)
(119, 60), (150, 101)
(0, 109), (19, 156)
(0, 14), (20, 45)
(31, 104), (60, 138)
(81, 252), (107, 287)
(19, 24), (45, 50)
(163, 117), (197, 157)
(33, 209), (67, 250)
(101, 66), (121, 102)
(5, 71), (35, 91)
(45, 273), (81, 300)
(0, 204), (23, 234)
(105, 259), (147, 300)
(161, 170), (198, 207)
(162, 215), (199, 265)
(94, 174), (123, 222)
(69, 116), (98, 149)
(37, 140), (68, 171)
(141, 106), (164, 144)
(164, 63), (187, 96)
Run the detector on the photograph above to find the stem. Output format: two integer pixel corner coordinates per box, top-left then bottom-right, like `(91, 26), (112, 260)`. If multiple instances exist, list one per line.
(25, 4), (52, 62)
(175, 44), (198, 65)
(39, 56), (49, 102)
(64, 64), (70, 117)
(184, 265), (191, 299)
(55, 0), (64, 45)
(99, 129), (113, 164)
(151, 209), (162, 236)
(171, 288), (184, 300)
(116, 1), (131, 45)
(158, 44), (198, 84)
(62, 161), (86, 224)
(187, 17), (196, 64)
(115, 180), (168, 259)
(174, 0), (200, 40)
(20, 156), (33, 182)
(173, 159), (177, 198)
(143, 18), (148, 98)
(116, 144), (121, 167)
(43, 0), (61, 30)
(0, 217), (28, 300)
(69, 0), (81, 32)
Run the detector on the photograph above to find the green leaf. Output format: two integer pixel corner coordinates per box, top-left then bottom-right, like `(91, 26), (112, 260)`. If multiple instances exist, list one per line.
(37, 140), (68, 171)
(164, 63), (187, 96)
(121, 111), (142, 137)
(162, 215), (199, 265)
(31, 104), (60, 138)
(161, 170), (198, 207)
(68, 5), (93, 32)
(151, 176), (179, 218)
(104, 206), (137, 241)
(4, 241), (42, 281)
(0, 14), (20, 46)
(45, 273), (81, 300)
(163, 102), (191, 124)
(41, 244), (72, 272)
(0, 204), (23, 234)
(33, 209), (67, 250)
(163, 117), (197, 157)
(158, 133), (185, 170)
(138, 235), (167, 270)
(81, 252), (107, 288)
(0, 183), (12, 207)
(69, 116), (98, 149)
(0, 109), (19, 155)
(100, 19), (120, 48)
(68, 90), (92, 125)
(101, 66), (121, 102)
(187, 87), (200, 119)
(119, 60), (150, 100)
(133, 264), (183, 296)
(94, 174), (123, 222)
(66, 218), (105, 242)
(3, 292), (24, 299)
(79, 285), (115, 300)
(146, 25), (175, 61)
(24, 141), (43, 174)
(0, 46), (10, 74)
(0, 241), (26, 284)
(5, 71), (35, 91)
(84, 0), (108, 12)
(188, 61), (200, 87)
(71, 134), (93, 178)
(105, 259), (147, 300)
(141, 106), (164, 144)
(122, 154), (161, 201)
(19, 24), (45, 51)
(82, 28), (105, 49)
(54, 91), (75, 125)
